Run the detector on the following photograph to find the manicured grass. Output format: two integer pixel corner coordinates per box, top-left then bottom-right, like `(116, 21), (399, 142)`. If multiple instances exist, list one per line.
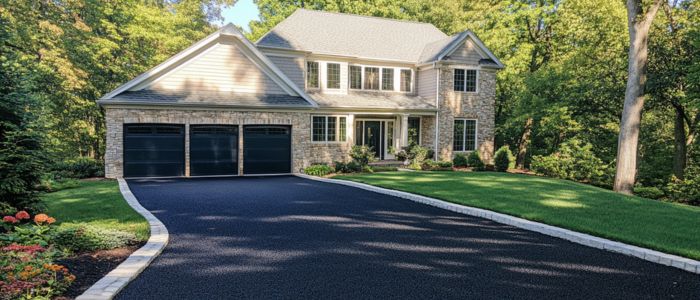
(335, 171), (700, 260)
(41, 180), (149, 241)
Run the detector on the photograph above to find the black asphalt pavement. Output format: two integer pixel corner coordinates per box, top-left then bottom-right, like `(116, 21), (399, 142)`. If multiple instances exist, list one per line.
(117, 176), (700, 299)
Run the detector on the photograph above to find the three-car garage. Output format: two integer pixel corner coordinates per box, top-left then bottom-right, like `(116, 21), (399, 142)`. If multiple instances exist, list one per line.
(123, 124), (291, 178)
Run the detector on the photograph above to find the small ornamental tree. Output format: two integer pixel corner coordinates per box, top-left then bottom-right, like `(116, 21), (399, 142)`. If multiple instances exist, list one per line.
(494, 146), (514, 172)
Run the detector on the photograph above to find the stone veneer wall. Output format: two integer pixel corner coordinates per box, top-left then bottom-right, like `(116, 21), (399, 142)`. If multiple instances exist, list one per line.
(104, 108), (351, 178)
(420, 116), (436, 155)
(436, 67), (496, 163)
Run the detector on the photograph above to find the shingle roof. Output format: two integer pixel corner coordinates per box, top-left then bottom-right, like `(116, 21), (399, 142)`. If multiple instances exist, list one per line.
(308, 91), (436, 111)
(256, 9), (448, 62)
(103, 90), (311, 108)
(418, 34), (462, 63)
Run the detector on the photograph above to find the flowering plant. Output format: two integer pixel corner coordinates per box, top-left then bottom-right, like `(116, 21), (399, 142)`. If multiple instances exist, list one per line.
(1, 212), (57, 247)
(0, 244), (75, 299)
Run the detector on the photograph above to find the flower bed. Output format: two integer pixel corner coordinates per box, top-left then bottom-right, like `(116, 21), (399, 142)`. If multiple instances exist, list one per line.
(1, 211), (75, 299)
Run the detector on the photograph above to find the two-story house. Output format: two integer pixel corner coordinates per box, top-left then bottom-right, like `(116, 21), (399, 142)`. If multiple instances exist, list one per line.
(99, 9), (503, 178)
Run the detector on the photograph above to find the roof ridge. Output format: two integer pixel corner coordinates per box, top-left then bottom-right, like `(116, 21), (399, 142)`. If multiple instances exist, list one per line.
(296, 8), (444, 31)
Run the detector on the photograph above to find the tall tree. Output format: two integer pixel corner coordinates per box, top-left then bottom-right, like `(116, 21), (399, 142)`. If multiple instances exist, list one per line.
(613, 0), (664, 194)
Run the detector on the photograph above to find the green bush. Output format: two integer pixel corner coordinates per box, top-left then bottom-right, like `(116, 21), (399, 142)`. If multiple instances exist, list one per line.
(665, 167), (700, 205)
(372, 166), (398, 172)
(467, 151), (483, 168)
(453, 154), (468, 167)
(349, 145), (375, 167)
(361, 165), (374, 173)
(38, 174), (80, 192)
(408, 145), (429, 169)
(333, 161), (347, 173)
(303, 164), (334, 177)
(346, 161), (362, 173)
(422, 160), (453, 171)
(494, 146), (513, 172)
(53, 225), (139, 252)
(53, 157), (104, 179)
(634, 186), (665, 200)
(530, 139), (612, 186)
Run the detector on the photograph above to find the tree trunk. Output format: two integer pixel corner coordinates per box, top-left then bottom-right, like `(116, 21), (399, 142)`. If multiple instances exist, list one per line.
(613, 0), (662, 194)
(673, 105), (687, 179)
(516, 117), (533, 169)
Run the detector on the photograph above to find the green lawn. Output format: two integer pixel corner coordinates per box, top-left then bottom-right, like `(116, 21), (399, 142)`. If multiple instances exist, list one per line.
(41, 180), (149, 241)
(335, 171), (700, 260)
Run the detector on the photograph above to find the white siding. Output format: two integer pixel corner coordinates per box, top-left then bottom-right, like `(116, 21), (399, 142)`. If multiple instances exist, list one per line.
(148, 41), (286, 94)
(417, 68), (438, 102)
(448, 39), (484, 65)
(268, 55), (305, 89)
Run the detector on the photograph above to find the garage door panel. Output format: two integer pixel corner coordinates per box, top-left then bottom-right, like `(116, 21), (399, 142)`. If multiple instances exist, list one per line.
(124, 124), (185, 177)
(190, 125), (238, 176)
(243, 125), (291, 174)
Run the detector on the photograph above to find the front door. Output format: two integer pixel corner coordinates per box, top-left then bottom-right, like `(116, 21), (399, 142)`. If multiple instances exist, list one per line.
(363, 121), (383, 159)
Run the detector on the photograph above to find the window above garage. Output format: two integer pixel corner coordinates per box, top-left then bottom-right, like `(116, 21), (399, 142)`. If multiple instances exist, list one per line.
(312, 116), (347, 142)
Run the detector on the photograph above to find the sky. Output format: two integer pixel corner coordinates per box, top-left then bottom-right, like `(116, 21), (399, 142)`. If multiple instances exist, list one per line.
(219, 0), (260, 32)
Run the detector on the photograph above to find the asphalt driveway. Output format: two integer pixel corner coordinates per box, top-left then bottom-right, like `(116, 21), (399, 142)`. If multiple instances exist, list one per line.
(117, 176), (700, 299)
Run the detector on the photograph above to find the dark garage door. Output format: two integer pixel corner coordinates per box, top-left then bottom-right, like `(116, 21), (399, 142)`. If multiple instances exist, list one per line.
(243, 125), (291, 174)
(124, 124), (185, 177)
(190, 125), (238, 176)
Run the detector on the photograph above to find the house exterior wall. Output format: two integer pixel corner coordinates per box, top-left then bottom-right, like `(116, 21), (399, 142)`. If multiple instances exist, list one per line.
(104, 107), (353, 178)
(436, 67), (496, 163)
(417, 67), (438, 102)
(147, 40), (287, 94)
(447, 39), (484, 65)
(267, 55), (306, 88)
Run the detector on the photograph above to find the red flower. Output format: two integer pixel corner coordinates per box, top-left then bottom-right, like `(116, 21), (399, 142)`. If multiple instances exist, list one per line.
(2, 216), (18, 224)
(33, 214), (48, 224)
(1, 244), (46, 254)
(14, 211), (30, 220)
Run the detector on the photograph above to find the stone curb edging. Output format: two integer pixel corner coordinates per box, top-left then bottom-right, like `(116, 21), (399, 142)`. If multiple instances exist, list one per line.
(296, 174), (700, 274)
(76, 179), (170, 300)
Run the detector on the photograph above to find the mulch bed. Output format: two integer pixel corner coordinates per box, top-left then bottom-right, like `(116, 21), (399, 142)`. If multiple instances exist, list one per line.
(57, 242), (145, 299)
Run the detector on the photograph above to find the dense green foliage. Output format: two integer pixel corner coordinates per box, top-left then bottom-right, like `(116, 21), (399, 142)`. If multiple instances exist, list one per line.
(349, 145), (375, 167)
(54, 224), (139, 252)
(531, 140), (612, 186)
(335, 171), (700, 260)
(303, 164), (334, 176)
(493, 146), (513, 172)
(452, 154), (468, 168)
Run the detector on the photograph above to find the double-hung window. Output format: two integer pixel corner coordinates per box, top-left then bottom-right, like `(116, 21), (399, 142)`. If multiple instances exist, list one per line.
(364, 67), (380, 90)
(349, 65), (362, 89)
(381, 68), (394, 90)
(453, 119), (477, 151)
(453, 69), (478, 92)
(327, 63), (340, 89)
(312, 116), (347, 142)
(307, 61), (319, 88)
(400, 69), (412, 92)
(408, 117), (421, 145)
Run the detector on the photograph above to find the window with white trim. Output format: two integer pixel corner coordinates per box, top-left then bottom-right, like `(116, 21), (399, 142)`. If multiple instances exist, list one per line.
(453, 69), (478, 92)
(307, 61), (319, 88)
(381, 68), (394, 90)
(327, 63), (340, 89)
(400, 69), (412, 92)
(312, 116), (347, 142)
(364, 67), (380, 90)
(349, 65), (362, 89)
(453, 119), (477, 151)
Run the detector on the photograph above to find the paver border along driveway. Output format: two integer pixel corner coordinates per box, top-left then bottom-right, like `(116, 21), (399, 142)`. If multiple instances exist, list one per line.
(117, 176), (700, 299)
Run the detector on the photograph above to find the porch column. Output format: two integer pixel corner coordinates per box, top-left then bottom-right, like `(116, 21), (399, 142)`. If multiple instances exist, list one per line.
(400, 114), (409, 148)
(347, 114), (355, 144)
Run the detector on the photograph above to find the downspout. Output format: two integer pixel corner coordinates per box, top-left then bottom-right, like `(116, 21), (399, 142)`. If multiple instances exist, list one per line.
(434, 62), (440, 160)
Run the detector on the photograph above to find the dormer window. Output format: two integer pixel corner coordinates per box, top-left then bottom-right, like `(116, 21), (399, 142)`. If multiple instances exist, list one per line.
(381, 68), (394, 90)
(327, 63), (340, 89)
(454, 69), (478, 92)
(364, 67), (380, 90)
(307, 61), (319, 88)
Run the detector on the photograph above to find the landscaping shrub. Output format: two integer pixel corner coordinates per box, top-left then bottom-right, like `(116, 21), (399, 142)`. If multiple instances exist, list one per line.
(333, 161), (348, 173)
(38, 174), (80, 192)
(467, 151), (484, 168)
(361, 165), (374, 173)
(52, 157), (104, 179)
(53, 225), (139, 253)
(346, 161), (362, 173)
(1, 211), (57, 247)
(372, 166), (398, 172)
(530, 140), (612, 186)
(395, 149), (408, 162)
(349, 145), (375, 167)
(665, 167), (700, 205)
(0, 120), (45, 213)
(422, 160), (453, 171)
(303, 164), (333, 177)
(634, 186), (665, 200)
(494, 146), (513, 172)
(408, 145), (429, 170)
(453, 154), (468, 167)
